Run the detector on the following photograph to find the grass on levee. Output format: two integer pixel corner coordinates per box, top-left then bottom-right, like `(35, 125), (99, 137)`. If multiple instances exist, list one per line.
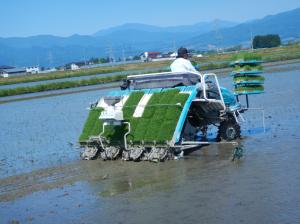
(0, 66), (126, 86)
(0, 61), (170, 86)
(0, 67), (171, 97)
(193, 44), (300, 65)
(0, 75), (127, 97)
(1, 44), (299, 94)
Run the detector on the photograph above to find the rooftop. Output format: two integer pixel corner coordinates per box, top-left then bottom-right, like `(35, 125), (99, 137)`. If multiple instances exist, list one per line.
(0, 65), (15, 70)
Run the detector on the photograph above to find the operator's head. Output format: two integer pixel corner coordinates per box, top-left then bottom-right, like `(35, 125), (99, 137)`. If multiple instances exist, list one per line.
(177, 47), (189, 59)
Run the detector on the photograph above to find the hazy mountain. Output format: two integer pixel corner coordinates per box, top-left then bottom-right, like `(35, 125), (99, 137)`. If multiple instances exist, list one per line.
(0, 7), (299, 67)
(184, 7), (300, 49)
(94, 20), (237, 36)
(0, 20), (236, 67)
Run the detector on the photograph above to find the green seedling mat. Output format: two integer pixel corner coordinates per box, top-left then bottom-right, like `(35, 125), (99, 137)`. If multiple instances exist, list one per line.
(79, 89), (189, 146)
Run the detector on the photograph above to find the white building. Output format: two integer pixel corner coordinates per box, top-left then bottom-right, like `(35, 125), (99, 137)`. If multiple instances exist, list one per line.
(70, 63), (80, 70)
(26, 66), (40, 74)
(170, 52), (177, 58)
(39, 68), (57, 74)
(0, 71), (9, 78)
(0, 67), (27, 77)
(140, 52), (162, 62)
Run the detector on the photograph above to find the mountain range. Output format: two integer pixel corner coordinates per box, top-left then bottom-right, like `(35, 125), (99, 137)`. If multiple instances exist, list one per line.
(0, 7), (299, 67)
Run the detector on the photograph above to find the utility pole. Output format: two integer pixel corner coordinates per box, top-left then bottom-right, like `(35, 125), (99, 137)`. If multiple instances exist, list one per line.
(213, 19), (223, 53)
(107, 45), (115, 63)
(83, 47), (87, 65)
(48, 51), (53, 68)
(36, 56), (39, 68)
(250, 27), (254, 51)
(173, 40), (176, 52)
(122, 47), (126, 62)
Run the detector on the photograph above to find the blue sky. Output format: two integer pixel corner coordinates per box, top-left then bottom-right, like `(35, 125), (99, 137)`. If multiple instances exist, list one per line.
(1, 0), (299, 37)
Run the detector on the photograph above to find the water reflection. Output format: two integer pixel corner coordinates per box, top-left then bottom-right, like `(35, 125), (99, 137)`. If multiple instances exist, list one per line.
(0, 63), (300, 224)
(0, 88), (110, 178)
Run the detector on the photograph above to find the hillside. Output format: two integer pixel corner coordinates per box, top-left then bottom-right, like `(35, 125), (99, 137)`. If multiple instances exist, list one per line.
(0, 20), (236, 67)
(185, 7), (300, 49)
(0, 7), (299, 67)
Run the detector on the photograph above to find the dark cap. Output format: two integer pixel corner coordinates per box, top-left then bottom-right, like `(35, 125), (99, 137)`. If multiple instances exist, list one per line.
(177, 47), (188, 58)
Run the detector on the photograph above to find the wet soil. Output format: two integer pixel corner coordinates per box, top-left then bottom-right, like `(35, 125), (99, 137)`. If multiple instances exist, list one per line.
(0, 63), (300, 224)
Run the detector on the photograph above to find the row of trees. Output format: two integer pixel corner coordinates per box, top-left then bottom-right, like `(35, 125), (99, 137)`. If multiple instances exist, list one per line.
(253, 34), (281, 49)
(66, 34), (282, 68)
(89, 55), (141, 64)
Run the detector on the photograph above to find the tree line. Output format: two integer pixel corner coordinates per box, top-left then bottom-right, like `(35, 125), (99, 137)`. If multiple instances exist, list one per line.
(253, 34), (281, 49)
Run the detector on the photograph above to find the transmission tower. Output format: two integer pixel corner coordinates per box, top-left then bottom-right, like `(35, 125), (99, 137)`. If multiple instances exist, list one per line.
(48, 51), (53, 67)
(213, 19), (224, 52)
(250, 26), (254, 51)
(173, 40), (176, 52)
(107, 45), (115, 63)
(122, 47), (126, 62)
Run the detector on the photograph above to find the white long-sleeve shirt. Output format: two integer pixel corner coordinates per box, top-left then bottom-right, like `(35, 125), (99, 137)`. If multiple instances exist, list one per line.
(170, 58), (197, 73)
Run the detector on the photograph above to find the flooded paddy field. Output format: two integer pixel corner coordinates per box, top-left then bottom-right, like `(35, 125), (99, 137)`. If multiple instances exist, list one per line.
(0, 82), (119, 104)
(0, 67), (166, 91)
(0, 63), (300, 224)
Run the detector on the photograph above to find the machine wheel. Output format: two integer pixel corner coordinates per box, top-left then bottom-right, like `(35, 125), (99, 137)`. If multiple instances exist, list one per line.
(217, 118), (241, 141)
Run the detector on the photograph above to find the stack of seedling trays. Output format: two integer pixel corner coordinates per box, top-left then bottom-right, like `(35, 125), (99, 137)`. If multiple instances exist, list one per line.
(230, 59), (265, 95)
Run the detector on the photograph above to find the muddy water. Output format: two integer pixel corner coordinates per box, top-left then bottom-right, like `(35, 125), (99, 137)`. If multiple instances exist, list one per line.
(0, 87), (120, 178)
(1, 64), (300, 224)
